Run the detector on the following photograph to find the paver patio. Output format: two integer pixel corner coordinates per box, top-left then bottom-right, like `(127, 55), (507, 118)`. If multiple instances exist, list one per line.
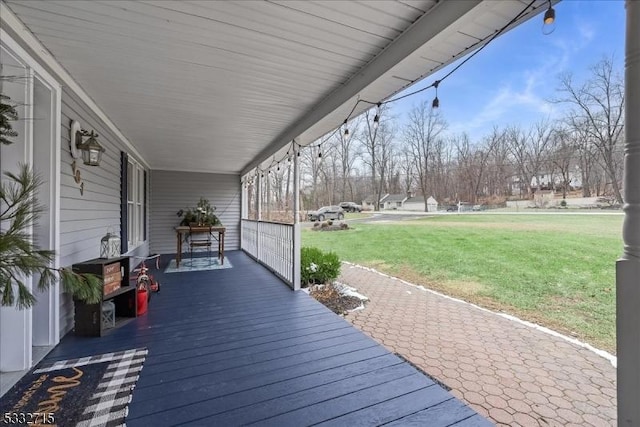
(339, 264), (617, 427)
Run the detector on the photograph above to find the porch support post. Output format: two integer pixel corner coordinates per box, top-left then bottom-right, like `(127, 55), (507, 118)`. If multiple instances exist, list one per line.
(241, 177), (247, 220)
(256, 172), (262, 221)
(618, 2), (640, 425)
(292, 146), (301, 290)
(265, 171), (271, 221)
(256, 172), (262, 260)
(240, 177), (246, 250)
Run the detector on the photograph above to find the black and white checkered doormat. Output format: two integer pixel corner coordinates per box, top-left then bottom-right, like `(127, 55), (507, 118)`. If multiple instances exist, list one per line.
(34, 348), (148, 427)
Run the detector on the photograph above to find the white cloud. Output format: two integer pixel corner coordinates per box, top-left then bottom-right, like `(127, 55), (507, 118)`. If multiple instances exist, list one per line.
(448, 14), (598, 140)
(421, 1), (616, 142)
(448, 75), (556, 140)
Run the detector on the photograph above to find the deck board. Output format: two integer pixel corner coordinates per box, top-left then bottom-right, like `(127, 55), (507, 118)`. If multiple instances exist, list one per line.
(41, 251), (492, 426)
(129, 353), (405, 422)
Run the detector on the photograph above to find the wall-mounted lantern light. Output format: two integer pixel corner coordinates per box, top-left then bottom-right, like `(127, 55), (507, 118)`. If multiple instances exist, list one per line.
(70, 120), (106, 166)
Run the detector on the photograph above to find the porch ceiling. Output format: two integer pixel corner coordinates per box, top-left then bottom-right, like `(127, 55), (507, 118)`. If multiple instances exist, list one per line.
(3, 0), (548, 174)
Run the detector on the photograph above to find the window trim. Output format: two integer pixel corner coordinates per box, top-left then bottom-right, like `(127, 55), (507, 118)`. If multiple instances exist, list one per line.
(121, 152), (147, 252)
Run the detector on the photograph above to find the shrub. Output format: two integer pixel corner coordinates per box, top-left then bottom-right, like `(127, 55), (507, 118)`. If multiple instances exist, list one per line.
(313, 222), (321, 228)
(560, 199), (567, 207)
(327, 220), (333, 226)
(301, 247), (341, 287)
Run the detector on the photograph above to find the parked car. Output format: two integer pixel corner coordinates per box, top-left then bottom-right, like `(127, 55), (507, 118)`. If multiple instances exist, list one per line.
(472, 204), (484, 211)
(339, 202), (362, 213)
(308, 206), (345, 221)
(446, 205), (457, 212)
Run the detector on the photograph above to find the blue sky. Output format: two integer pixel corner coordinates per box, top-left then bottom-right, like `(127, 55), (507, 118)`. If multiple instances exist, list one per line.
(389, 0), (626, 142)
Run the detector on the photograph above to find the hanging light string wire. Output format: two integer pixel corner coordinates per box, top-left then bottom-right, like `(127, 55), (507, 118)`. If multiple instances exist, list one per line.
(344, 0), (539, 120)
(252, 0), (541, 178)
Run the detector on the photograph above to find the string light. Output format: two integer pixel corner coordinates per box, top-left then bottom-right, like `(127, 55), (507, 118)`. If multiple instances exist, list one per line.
(542, 0), (556, 35)
(334, 0), (536, 132)
(373, 102), (381, 130)
(249, 0), (538, 178)
(432, 80), (440, 109)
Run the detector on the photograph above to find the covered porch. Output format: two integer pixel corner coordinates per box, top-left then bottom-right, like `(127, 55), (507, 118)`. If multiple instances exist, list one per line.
(0, 0), (639, 425)
(40, 251), (489, 426)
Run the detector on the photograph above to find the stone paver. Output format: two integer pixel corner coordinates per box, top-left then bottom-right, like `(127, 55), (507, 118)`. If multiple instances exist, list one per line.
(340, 264), (617, 427)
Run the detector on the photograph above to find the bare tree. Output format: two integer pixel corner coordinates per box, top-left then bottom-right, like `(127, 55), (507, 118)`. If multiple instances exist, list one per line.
(300, 144), (326, 209)
(554, 56), (624, 203)
(484, 126), (512, 197)
(320, 138), (339, 205)
(548, 126), (576, 199)
(271, 164), (286, 211)
(454, 132), (497, 203)
(386, 153), (403, 194)
(359, 106), (395, 210)
(398, 147), (415, 195)
(506, 120), (555, 197)
(428, 136), (454, 202)
(403, 101), (447, 211)
(334, 116), (362, 202)
(561, 113), (597, 197)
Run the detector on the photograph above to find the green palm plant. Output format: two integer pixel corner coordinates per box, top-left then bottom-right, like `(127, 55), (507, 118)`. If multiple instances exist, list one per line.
(1, 92), (102, 309)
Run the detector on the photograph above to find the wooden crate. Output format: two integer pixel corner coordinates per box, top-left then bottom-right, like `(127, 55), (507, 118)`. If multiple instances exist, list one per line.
(103, 281), (121, 296)
(104, 262), (121, 276)
(73, 256), (135, 337)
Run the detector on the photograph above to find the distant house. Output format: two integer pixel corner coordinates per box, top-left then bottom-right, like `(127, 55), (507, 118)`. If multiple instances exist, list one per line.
(382, 194), (408, 210)
(403, 195), (425, 211)
(532, 170), (583, 191)
(511, 169), (583, 197)
(403, 195), (438, 212)
(362, 193), (388, 210)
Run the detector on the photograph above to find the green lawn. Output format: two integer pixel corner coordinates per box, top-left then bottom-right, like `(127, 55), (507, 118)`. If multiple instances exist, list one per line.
(303, 214), (622, 352)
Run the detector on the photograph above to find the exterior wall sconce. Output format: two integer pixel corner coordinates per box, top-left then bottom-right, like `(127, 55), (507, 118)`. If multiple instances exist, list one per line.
(70, 120), (106, 166)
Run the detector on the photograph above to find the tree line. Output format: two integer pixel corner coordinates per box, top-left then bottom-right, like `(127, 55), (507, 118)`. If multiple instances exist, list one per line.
(249, 56), (624, 217)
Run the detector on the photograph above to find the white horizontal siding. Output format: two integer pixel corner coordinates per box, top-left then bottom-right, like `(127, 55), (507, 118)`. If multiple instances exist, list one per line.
(150, 171), (241, 255)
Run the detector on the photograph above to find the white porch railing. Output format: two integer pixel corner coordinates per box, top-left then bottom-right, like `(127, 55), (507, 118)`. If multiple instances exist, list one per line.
(241, 219), (296, 288)
(241, 219), (259, 259)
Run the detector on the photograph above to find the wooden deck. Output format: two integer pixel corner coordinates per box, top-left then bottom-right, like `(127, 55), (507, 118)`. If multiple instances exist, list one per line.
(44, 251), (492, 426)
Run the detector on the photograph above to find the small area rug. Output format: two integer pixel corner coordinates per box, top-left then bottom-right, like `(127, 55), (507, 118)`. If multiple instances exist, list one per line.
(0, 348), (147, 426)
(164, 256), (232, 273)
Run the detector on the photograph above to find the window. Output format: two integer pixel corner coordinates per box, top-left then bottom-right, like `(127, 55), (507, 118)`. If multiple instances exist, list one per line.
(121, 153), (146, 251)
